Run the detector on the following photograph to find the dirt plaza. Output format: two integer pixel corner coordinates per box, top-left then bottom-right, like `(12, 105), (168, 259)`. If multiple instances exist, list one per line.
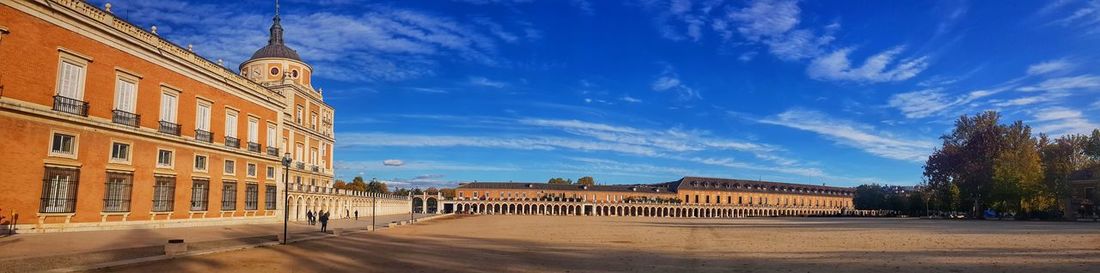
(85, 215), (1100, 273)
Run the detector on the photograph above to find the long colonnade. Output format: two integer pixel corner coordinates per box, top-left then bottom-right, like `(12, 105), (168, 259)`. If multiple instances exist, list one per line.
(446, 200), (880, 218)
(287, 188), (412, 222)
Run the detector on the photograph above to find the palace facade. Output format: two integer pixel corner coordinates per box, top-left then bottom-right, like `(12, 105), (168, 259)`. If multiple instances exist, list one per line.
(447, 176), (857, 217)
(0, 0), (407, 233)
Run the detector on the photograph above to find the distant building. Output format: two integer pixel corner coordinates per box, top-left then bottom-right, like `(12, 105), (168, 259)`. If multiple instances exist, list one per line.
(448, 176), (856, 217)
(1067, 169), (1099, 220)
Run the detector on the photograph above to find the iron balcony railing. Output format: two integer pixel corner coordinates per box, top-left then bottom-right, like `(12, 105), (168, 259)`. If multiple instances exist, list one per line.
(295, 162), (305, 170)
(158, 121), (181, 136)
(53, 95), (88, 116)
(266, 147), (279, 157)
(247, 142), (261, 153)
(224, 136), (240, 149)
(111, 109), (140, 127)
(311, 165), (319, 173)
(195, 129), (213, 143)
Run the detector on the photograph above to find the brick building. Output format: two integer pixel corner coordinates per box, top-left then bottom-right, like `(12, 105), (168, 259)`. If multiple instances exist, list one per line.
(0, 0), (406, 233)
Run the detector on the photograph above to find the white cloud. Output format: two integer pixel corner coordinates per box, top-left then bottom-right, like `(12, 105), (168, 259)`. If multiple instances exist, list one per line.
(1031, 107), (1100, 135)
(620, 96), (642, 103)
(382, 159), (405, 166)
(1017, 75), (1100, 92)
(759, 109), (934, 162)
(991, 92), (1069, 107)
(468, 76), (509, 88)
(888, 88), (1002, 119)
(726, 0), (801, 41)
(1092, 100), (1100, 109)
(807, 47), (929, 83)
(1027, 59), (1073, 75)
(651, 66), (701, 100)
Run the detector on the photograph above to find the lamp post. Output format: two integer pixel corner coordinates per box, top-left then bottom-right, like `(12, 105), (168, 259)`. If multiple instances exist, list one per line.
(281, 152), (292, 245)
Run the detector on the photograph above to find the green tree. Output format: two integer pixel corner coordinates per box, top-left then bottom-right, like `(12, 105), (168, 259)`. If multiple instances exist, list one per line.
(346, 177), (368, 192)
(365, 178), (389, 194)
(548, 177), (572, 184)
(990, 121), (1044, 216)
(577, 176), (595, 186)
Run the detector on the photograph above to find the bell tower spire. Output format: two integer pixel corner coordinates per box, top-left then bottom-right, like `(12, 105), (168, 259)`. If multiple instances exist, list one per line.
(269, 0), (284, 46)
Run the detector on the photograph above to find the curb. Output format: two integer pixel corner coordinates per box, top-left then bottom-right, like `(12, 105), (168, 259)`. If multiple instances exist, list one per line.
(42, 214), (454, 273)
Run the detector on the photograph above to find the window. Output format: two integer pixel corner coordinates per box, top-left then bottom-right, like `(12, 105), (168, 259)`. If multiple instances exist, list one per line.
(224, 160), (235, 175)
(247, 118), (259, 143)
(311, 112), (318, 129)
(245, 183), (259, 210)
(222, 181), (238, 210)
(152, 176), (175, 212)
(190, 179), (209, 211)
(110, 142), (130, 162)
(310, 148), (318, 164)
(113, 77), (137, 113)
(194, 155), (207, 172)
(159, 92), (178, 123)
(266, 123), (277, 147)
(156, 149), (173, 167)
(291, 69), (299, 78)
(270, 67), (279, 76)
(266, 166), (275, 179)
(51, 133), (76, 156)
(1087, 188), (1096, 200)
(40, 167), (79, 213)
(225, 110), (238, 138)
(103, 172), (133, 212)
(265, 185), (276, 210)
(247, 163), (257, 177)
(320, 144), (327, 167)
(295, 105), (303, 124)
(295, 143), (304, 161)
(195, 102), (211, 131)
(56, 60), (86, 99)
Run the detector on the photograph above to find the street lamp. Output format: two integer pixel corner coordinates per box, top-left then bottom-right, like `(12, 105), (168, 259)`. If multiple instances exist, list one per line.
(281, 152), (292, 245)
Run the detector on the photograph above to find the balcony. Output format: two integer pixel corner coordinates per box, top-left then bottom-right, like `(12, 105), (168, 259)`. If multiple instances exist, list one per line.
(111, 109), (140, 127)
(53, 96), (88, 116)
(311, 165), (319, 173)
(295, 162), (305, 170)
(224, 136), (240, 149)
(266, 147), (279, 157)
(247, 142), (261, 153)
(195, 129), (213, 143)
(158, 121), (181, 136)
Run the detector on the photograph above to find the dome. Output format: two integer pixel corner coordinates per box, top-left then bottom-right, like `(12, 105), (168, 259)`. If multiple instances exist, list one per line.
(245, 14), (303, 62)
(250, 43), (301, 61)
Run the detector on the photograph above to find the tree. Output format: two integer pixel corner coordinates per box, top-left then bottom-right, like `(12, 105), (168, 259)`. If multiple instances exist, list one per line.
(439, 188), (456, 199)
(365, 178), (389, 194)
(853, 184), (887, 210)
(412, 188), (424, 196)
(346, 177), (368, 192)
(990, 121), (1044, 215)
(577, 176), (595, 186)
(548, 177), (572, 184)
(333, 180), (348, 190)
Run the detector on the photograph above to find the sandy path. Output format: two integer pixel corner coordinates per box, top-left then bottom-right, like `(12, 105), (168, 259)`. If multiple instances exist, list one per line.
(84, 215), (1100, 273)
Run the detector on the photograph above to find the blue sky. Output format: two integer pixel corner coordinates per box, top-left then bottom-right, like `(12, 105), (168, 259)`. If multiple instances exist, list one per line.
(89, 0), (1100, 188)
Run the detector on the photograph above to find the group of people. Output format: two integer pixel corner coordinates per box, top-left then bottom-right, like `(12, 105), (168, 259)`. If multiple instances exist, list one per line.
(305, 210), (331, 232)
(304, 209), (362, 233)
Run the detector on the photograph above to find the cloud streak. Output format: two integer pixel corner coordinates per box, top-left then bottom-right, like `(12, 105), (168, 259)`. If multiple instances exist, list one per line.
(759, 109), (934, 162)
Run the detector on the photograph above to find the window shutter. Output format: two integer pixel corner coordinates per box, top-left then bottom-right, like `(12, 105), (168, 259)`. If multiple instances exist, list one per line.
(248, 120), (258, 142)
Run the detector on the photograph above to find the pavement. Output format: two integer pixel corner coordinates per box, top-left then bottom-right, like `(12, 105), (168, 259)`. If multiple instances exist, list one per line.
(0, 213), (434, 273)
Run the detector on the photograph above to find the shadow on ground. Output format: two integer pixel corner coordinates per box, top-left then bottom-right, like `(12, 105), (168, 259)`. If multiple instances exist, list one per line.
(79, 217), (1100, 273)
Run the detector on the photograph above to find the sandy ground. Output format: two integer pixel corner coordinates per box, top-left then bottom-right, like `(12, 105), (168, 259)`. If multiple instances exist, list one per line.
(84, 215), (1100, 273)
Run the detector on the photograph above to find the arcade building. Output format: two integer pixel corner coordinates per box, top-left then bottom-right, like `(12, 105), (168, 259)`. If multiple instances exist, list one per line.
(449, 176), (857, 217)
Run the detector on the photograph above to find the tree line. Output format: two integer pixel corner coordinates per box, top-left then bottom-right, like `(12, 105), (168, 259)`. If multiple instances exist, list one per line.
(548, 176), (596, 185)
(857, 111), (1100, 219)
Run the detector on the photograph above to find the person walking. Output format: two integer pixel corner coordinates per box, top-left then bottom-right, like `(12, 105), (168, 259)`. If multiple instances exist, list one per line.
(306, 210), (314, 225)
(354, 210), (359, 220)
(319, 211), (330, 233)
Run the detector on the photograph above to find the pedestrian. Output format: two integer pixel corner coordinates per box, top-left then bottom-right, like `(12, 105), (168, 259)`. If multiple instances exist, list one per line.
(354, 210), (359, 220)
(346, 209), (350, 218)
(320, 211), (330, 232)
(306, 210), (314, 225)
